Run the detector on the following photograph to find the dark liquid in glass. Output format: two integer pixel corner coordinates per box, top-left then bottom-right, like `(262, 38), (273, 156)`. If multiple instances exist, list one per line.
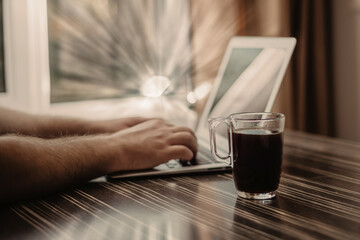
(232, 129), (283, 193)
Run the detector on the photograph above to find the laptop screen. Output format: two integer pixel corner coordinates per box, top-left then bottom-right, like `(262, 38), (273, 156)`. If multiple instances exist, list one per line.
(210, 48), (263, 113)
(208, 47), (285, 120)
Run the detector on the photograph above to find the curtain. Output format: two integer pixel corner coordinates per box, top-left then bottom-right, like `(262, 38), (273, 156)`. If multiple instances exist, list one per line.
(291, 0), (334, 136)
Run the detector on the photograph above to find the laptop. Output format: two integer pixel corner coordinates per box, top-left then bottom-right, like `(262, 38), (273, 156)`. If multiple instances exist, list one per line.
(107, 36), (296, 179)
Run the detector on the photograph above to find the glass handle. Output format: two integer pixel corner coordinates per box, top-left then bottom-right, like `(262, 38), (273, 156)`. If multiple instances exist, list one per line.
(208, 118), (231, 165)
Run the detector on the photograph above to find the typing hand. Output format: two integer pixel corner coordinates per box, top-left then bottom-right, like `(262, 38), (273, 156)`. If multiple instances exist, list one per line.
(105, 119), (197, 172)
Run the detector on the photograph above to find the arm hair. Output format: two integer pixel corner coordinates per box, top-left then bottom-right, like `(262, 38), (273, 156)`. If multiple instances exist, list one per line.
(0, 134), (115, 203)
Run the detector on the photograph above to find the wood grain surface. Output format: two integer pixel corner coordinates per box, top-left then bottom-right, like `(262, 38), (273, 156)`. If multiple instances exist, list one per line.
(1, 131), (360, 240)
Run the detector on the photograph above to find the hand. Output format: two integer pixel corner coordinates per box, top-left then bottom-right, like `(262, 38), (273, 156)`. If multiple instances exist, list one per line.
(106, 119), (198, 172)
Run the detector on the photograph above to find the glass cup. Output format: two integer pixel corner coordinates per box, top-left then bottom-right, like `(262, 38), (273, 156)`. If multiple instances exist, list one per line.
(208, 112), (285, 200)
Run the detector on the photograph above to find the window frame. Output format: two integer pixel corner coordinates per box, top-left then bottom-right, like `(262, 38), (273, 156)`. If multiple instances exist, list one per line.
(0, 0), (5, 93)
(0, 0), (131, 119)
(0, 0), (15, 107)
(1, 0), (194, 121)
(0, 0), (50, 113)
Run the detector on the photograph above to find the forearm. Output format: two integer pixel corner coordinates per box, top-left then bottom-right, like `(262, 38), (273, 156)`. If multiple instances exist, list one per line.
(0, 134), (114, 203)
(37, 116), (153, 138)
(36, 115), (99, 138)
(0, 106), (151, 138)
(0, 106), (107, 137)
(0, 107), (38, 135)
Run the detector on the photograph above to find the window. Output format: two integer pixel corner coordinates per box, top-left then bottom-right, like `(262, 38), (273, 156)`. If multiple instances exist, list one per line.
(47, 0), (192, 104)
(0, 0), (196, 125)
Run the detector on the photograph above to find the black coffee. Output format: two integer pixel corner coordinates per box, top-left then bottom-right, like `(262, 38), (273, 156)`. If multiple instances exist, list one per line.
(232, 129), (283, 193)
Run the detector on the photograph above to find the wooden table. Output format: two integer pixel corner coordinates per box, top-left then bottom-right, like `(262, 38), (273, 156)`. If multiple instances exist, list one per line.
(1, 131), (360, 239)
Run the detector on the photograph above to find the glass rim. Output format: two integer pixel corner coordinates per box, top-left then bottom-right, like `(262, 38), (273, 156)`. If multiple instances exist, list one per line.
(229, 112), (285, 121)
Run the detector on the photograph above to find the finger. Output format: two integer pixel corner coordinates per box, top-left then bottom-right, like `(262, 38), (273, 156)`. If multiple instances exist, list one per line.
(167, 132), (198, 154)
(165, 146), (194, 161)
(170, 126), (196, 138)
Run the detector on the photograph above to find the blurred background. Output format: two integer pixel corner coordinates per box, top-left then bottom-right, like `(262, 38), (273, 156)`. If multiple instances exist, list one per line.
(0, 0), (359, 142)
